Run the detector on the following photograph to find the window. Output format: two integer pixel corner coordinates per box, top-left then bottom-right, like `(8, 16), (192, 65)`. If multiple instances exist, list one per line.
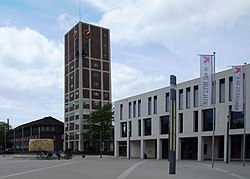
(133, 101), (136, 117)
(186, 87), (191, 109)
(138, 100), (141, 117)
(179, 113), (183, 133)
(202, 109), (215, 131)
(138, 120), (141, 136)
(120, 104), (123, 120)
(193, 85), (199, 107)
(165, 93), (170, 112)
(229, 76), (233, 101)
(204, 144), (207, 155)
(129, 102), (132, 119)
(46, 126), (50, 131)
(160, 115), (169, 134)
(121, 122), (127, 137)
(148, 97), (152, 115)
(144, 118), (151, 136)
(219, 79), (225, 103)
(193, 111), (198, 132)
(179, 89), (183, 110)
(51, 126), (55, 131)
(153, 96), (157, 114)
(230, 111), (244, 129)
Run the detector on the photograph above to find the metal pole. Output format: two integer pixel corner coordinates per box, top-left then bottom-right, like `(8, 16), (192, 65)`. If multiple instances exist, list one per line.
(212, 51), (216, 168)
(243, 63), (246, 167)
(4, 126), (6, 150)
(169, 75), (177, 174)
(226, 114), (230, 164)
(14, 127), (15, 151)
(22, 126), (24, 152)
(100, 125), (102, 158)
(128, 122), (131, 160)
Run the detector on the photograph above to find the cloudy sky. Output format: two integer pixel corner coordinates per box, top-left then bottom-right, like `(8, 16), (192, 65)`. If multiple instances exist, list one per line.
(0, 0), (250, 127)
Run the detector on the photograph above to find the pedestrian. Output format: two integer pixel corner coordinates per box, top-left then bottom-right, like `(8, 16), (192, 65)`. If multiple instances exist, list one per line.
(55, 149), (62, 160)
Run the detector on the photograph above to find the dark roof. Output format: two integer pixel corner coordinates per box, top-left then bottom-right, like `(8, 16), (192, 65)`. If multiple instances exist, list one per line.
(15, 116), (63, 129)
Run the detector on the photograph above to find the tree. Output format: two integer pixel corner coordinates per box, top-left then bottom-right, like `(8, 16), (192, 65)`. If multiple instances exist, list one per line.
(88, 104), (114, 151)
(0, 122), (11, 150)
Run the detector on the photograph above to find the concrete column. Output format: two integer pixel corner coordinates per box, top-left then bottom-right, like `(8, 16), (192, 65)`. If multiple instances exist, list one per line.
(198, 136), (202, 161)
(157, 138), (162, 159)
(176, 137), (180, 160)
(127, 138), (129, 159)
(114, 141), (118, 157)
(140, 139), (145, 159)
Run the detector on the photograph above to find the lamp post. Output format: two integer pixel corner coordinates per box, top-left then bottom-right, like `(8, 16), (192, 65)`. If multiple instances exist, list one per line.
(100, 125), (103, 158)
(4, 126), (7, 150)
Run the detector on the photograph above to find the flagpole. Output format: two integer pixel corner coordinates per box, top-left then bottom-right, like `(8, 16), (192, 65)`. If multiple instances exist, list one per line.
(212, 51), (216, 168)
(243, 62), (246, 167)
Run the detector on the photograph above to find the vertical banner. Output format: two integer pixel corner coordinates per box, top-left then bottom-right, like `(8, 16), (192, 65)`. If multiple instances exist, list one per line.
(200, 55), (213, 107)
(232, 66), (244, 111)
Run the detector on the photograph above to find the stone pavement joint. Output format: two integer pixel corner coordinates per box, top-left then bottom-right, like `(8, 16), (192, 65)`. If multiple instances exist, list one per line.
(116, 160), (145, 179)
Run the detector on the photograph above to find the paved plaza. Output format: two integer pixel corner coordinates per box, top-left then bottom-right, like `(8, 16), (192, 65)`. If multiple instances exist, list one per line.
(0, 155), (249, 179)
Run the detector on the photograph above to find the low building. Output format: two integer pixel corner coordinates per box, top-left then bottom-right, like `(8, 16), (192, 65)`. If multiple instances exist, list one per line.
(114, 65), (250, 161)
(6, 116), (64, 151)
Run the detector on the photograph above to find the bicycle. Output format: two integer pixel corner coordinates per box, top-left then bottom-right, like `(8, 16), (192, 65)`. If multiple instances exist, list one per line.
(36, 151), (54, 160)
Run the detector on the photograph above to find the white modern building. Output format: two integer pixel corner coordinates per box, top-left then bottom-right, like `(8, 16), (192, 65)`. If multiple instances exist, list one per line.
(114, 64), (250, 161)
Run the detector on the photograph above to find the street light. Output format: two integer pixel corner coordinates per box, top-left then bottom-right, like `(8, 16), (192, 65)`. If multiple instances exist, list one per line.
(95, 122), (103, 158)
(4, 126), (6, 150)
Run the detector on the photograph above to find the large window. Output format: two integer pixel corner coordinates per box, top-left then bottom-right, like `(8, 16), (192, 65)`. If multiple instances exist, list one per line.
(165, 93), (170, 112)
(186, 87), (191, 109)
(129, 102), (132, 119)
(193, 111), (198, 132)
(121, 122), (127, 137)
(230, 111), (244, 129)
(219, 78), (225, 103)
(153, 95), (157, 114)
(148, 97), (152, 115)
(229, 76), (233, 101)
(133, 101), (136, 118)
(160, 115), (169, 134)
(138, 100), (141, 117)
(179, 89), (184, 110)
(193, 85), (199, 107)
(202, 109), (216, 131)
(179, 113), (183, 133)
(138, 120), (141, 136)
(144, 118), (151, 136)
(120, 104), (123, 120)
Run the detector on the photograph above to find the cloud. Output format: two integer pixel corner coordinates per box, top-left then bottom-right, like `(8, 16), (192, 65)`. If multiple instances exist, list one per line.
(85, 0), (134, 12)
(57, 13), (78, 31)
(111, 62), (166, 101)
(0, 26), (64, 126)
(99, 0), (250, 46)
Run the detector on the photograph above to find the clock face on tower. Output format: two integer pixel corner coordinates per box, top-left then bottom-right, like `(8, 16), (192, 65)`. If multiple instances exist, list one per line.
(83, 29), (91, 39)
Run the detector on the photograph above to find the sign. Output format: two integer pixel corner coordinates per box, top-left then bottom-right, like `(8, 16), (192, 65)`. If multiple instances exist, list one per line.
(232, 66), (244, 111)
(200, 55), (213, 107)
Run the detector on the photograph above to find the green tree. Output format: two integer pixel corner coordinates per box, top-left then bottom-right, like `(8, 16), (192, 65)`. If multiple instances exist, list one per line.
(0, 122), (11, 149)
(88, 104), (114, 150)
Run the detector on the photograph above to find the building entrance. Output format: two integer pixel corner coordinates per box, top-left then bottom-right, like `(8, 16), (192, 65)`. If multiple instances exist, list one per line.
(181, 137), (198, 160)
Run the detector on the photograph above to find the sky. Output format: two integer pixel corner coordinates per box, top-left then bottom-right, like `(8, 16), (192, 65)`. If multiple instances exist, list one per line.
(0, 0), (250, 127)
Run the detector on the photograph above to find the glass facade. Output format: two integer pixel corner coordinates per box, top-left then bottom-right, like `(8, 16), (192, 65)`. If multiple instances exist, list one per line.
(144, 118), (151, 136)
(202, 109), (215, 131)
(160, 115), (169, 134)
